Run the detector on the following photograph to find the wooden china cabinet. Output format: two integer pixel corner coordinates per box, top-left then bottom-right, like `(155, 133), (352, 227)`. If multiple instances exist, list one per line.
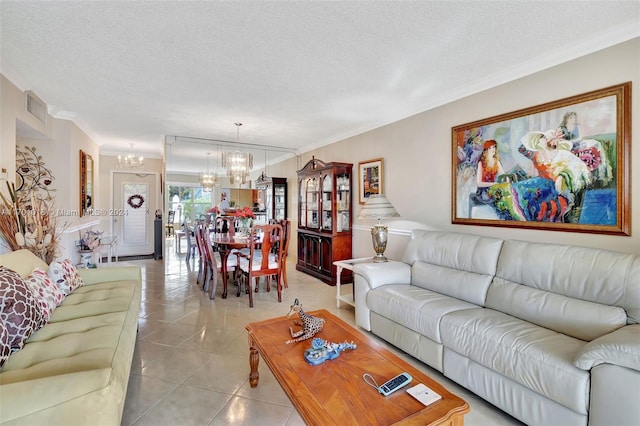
(296, 157), (353, 285)
(255, 173), (287, 223)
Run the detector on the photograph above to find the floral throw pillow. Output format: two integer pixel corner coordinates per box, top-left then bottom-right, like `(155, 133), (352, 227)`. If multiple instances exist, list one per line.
(25, 268), (65, 322)
(48, 259), (84, 296)
(0, 266), (46, 354)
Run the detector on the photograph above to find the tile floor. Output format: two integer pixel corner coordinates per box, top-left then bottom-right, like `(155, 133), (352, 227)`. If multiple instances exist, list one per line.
(120, 238), (523, 425)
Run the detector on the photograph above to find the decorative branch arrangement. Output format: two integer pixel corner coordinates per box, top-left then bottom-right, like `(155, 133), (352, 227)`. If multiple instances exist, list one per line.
(0, 182), (61, 264)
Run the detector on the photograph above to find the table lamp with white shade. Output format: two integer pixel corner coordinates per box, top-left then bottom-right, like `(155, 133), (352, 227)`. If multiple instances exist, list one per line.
(357, 195), (400, 262)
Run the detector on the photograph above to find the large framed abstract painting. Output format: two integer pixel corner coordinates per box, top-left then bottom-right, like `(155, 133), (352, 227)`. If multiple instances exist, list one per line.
(452, 82), (631, 235)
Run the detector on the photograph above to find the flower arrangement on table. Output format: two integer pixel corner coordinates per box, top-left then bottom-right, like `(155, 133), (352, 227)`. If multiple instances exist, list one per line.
(79, 229), (103, 251)
(207, 206), (220, 214)
(234, 206), (256, 235)
(234, 206), (255, 220)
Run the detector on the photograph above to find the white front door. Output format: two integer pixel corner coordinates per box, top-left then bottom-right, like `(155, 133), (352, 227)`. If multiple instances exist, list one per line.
(112, 172), (158, 257)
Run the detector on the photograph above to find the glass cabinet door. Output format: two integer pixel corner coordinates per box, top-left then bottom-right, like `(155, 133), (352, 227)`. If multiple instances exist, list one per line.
(263, 184), (273, 222)
(305, 177), (319, 229)
(299, 179), (306, 227)
(256, 183), (271, 224)
(321, 174), (332, 231)
(336, 172), (350, 232)
(274, 183), (286, 220)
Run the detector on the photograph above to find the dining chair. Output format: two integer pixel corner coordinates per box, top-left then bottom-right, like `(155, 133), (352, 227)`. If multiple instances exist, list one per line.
(248, 220), (291, 292)
(235, 223), (283, 308)
(165, 210), (176, 236)
(200, 226), (221, 299)
(211, 215), (239, 277)
(214, 215), (235, 236)
(256, 219), (290, 292)
(193, 221), (207, 288)
(197, 221), (238, 299)
(183, 220), (197, 264)
(273, 219), (291, 289)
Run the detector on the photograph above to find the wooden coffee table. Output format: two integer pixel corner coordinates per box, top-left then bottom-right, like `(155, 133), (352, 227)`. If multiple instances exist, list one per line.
(246, 309), (469, 425)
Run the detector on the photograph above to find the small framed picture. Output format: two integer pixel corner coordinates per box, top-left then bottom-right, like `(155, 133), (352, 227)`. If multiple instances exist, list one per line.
(358, 158), (384, 204)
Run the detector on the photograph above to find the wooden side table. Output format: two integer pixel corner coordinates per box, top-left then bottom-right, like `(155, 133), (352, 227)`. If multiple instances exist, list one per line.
(333, 257), (374, 308)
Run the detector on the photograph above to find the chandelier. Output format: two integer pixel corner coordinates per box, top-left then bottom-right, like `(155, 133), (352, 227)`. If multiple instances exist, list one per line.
(199, 152), (216, 192)
(222, 122), (253, 185)
(118, 144), (144, 169)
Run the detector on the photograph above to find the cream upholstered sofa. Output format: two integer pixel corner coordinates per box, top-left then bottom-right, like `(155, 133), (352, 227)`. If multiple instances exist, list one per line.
(0, 249), (141, 426)
(353, 230), (640, 426)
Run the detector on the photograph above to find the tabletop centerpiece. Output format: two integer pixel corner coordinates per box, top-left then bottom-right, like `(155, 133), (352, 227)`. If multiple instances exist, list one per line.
(303, 337), (357, 366)
(234, 206), (255, 237)
(78, 229), (103, 268)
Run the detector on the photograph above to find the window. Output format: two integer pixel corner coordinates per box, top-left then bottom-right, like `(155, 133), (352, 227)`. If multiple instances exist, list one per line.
(168, 185), (213, 225)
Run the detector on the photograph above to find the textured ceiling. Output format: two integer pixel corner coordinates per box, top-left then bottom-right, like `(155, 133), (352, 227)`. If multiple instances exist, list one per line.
(1, 1), (638, 173)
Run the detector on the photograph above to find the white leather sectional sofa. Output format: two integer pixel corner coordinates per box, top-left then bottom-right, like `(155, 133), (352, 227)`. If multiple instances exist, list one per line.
(353, 230), (640, 426)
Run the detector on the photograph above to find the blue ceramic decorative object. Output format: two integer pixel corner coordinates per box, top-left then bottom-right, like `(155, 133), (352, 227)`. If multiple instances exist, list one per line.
(303, 338), (357, 366)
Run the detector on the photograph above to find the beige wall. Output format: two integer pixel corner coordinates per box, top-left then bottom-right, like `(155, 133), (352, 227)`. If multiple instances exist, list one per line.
(1, 75), (52, 193)
(3, 38), (638, 262)
(263, 38), (640, 258)
(1, 75), (101, 260)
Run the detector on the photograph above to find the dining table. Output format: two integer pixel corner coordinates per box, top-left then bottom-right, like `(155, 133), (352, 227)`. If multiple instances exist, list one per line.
(212, 229), (277, 299)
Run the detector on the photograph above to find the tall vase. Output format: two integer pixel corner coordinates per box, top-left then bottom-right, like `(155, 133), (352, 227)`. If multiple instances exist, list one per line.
(78, 250), (94, 268)
(240, 218), (251, 237)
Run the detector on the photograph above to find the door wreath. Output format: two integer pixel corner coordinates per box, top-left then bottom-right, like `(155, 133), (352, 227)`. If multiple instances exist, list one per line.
(127, 194), (145, 209)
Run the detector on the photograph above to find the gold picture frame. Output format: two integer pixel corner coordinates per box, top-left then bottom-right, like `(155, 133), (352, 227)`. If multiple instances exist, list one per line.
(79, 150), (93, 217)
(452, 82), (631, 235)
(358, 158), (384, 204)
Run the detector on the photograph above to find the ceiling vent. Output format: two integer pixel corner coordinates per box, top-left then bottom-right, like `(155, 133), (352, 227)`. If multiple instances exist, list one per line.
(25, 91), (47, 123)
